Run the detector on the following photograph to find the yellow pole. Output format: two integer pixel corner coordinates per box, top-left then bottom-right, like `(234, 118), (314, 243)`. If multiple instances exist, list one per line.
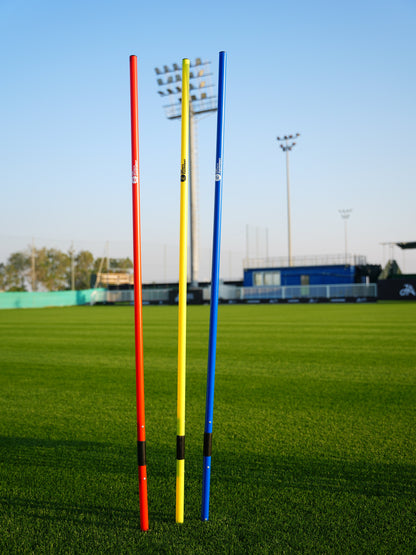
(176, 58), (189, 523)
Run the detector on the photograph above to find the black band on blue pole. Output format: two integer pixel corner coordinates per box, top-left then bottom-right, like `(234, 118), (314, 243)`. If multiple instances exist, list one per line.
(203, 433), (212, 457)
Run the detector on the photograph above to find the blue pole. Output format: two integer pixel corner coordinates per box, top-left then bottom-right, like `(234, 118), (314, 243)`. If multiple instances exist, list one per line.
(201, 51), (227, 521)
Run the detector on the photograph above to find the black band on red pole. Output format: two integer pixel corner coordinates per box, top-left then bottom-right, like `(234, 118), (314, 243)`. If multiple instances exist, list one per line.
(137, 440), (146, 466)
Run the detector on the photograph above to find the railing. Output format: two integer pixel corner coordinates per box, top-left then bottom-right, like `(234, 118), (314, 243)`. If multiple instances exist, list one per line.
(0, 283), (378, 310)
(243, 254), (368, 269)
(143, 289), (170, 302)
(91, 289), (171, 304)
(90, 283), (377, 305)
(240, 283), (377, 301)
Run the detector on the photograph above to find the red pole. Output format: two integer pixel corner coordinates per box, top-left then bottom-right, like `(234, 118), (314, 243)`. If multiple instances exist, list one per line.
(129, 54), (149, 531)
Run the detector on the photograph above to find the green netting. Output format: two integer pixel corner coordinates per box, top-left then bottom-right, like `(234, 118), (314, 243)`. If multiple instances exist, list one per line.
(0, 289), (106, 309)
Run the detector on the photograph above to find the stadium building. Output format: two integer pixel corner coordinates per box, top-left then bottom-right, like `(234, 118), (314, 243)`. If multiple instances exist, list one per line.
(239, 254), (380, 303)
(92, 253), (382, 305)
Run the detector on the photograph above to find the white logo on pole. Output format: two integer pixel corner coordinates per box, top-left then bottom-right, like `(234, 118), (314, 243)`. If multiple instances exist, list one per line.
(132, 161), (139, 184)
(215, 158), (222, 181)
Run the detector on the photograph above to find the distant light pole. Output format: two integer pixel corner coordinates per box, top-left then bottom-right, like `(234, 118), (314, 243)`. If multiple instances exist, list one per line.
(277, 134), (300, 267)
(31, 237), (36, 292)
(339, 209), (352, 263)
(155, 58), (217, 286)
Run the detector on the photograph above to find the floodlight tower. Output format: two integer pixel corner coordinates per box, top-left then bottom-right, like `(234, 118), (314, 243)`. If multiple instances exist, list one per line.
(155, 58), (217, 286)
(277, 134), (300, 267)
(339, 209), (352, 263)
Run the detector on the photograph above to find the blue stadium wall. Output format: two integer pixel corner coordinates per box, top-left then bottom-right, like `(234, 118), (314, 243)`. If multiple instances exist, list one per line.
(243, 264), (356, 287)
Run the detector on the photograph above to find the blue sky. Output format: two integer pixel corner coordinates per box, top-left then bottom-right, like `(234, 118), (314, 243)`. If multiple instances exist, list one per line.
(1, 0), (415, 281)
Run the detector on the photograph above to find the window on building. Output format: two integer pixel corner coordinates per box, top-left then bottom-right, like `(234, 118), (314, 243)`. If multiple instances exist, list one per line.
(301, 275), (310, 286)
(253, 272), (264, 286)
(264, 271), (281, 286)
(253, 271), (281, 286)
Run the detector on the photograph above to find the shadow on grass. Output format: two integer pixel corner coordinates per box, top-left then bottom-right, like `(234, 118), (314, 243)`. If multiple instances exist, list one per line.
(0, 435), (135, 473)
(0, 435), (175, 526)
(0, 435), (144, 528)
(0, 494), (141, 530)
(211, 450), (416, 499)
(1, 435), (415, 530)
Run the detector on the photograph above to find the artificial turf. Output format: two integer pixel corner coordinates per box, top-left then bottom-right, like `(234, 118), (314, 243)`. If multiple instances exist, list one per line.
(0, 302), (415, 553)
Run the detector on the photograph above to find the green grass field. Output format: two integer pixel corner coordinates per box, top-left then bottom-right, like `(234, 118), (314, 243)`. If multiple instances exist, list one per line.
(0, 302), (415, 553)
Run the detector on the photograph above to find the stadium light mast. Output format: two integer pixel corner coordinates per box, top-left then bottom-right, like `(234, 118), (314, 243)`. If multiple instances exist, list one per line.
(277, 134), (300, 267)
(155, 58), (217, 286)
(339, 209), (352, 264)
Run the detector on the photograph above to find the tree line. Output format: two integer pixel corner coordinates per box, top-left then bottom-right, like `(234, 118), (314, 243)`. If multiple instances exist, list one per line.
(0, 247), (133, 292)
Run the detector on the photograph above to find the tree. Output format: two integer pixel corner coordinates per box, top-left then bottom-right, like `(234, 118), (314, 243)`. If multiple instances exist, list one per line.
(0, 263), (6, 291)
(5, 252), (30, 291)
(109, 257), (133, 271)
(35, 248), (70, 291)
(1, 247), (133, 292)
(73, 250), (95, 290)
(93, 257), (133, 274)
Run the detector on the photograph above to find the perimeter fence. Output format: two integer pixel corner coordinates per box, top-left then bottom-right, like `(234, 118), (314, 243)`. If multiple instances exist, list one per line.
(0, 283), (378, 309)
